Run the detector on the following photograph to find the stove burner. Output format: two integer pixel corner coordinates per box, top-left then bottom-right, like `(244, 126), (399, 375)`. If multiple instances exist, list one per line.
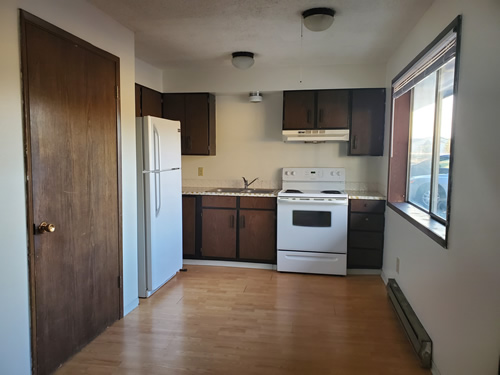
(321, 190), (342, 194)
(284, 189), (303, 193)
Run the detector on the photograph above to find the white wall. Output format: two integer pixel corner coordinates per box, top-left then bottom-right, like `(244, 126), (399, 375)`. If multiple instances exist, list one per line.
(182, 93), (383, 190)
(382, 1), (500, 374)
(164, 64), (386, 93)
(135, 58), (163, 92)
(0, 0), (138, 373)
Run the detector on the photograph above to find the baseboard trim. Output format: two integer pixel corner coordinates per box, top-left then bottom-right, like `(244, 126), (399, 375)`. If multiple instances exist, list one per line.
(183, 259), (276, 270)
(123, 298), (139, 316)
(347, 269), (382, 275)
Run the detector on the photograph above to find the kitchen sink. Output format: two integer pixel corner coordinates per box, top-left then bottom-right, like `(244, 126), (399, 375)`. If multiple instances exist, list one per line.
(207, 188), (276, 194)
(208, 188), (243, 193)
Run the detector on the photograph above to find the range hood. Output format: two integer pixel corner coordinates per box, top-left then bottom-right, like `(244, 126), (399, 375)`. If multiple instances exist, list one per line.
(282, 129), (350, 143)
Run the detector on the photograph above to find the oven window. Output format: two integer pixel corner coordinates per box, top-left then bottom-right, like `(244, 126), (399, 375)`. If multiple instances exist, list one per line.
(292, 210), (331, 227)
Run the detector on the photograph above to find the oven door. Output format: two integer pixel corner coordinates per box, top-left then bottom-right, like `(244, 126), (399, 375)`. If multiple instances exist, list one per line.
(277, 197), (348, 253)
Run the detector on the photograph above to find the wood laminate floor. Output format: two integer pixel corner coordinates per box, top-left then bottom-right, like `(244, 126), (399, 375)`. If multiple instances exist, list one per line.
(56, 265), (430, 375)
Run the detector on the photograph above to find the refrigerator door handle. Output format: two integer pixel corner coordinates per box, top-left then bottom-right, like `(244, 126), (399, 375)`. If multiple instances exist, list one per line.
(157, 172), (162, 216)
(153, 126), (161, 171)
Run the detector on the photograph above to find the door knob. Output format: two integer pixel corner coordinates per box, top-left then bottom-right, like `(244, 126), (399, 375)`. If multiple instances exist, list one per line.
(38, 222), (56, 234)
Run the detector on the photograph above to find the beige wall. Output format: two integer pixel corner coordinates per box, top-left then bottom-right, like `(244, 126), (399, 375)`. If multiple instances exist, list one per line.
(0, 0), (138, 373)
(182, 93), (383, 190)
(382, 0), (500, 374)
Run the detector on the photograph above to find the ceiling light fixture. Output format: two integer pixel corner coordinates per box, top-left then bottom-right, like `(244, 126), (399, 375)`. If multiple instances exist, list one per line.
(302, 7), (335, 32)
(232, 51), (255, 69)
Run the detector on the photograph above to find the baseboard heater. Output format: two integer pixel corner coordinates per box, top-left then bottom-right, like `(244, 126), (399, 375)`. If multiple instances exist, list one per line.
(387, 279), (432, 368)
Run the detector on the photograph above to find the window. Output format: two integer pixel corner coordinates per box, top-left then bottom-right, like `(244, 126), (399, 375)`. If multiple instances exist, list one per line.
(387, 16), (462, 247)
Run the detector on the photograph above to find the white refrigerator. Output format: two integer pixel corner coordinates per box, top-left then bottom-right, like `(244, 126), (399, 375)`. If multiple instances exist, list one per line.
(136, 116), (183, 298)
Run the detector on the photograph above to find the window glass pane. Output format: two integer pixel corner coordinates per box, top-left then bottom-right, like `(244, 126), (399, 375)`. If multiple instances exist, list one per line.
(432, 59), (455, 219)
(408, 72), (437, 211)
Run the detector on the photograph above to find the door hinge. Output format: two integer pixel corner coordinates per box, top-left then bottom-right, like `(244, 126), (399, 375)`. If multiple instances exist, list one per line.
(117, 275), (122, 288)
(116, 86), (120, 100)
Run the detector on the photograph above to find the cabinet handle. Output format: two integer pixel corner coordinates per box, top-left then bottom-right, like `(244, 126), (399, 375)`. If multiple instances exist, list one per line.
(230, 214), (235, 228)
(240, 215), (246, 229)
(306, 110), (312, 124)
(353, 135), (358, 150)
(319, 109), (324, 123)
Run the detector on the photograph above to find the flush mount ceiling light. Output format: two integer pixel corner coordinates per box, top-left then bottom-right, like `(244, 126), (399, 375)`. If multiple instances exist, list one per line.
(302, 7), (336, 32)
(232, 51), (254, 69)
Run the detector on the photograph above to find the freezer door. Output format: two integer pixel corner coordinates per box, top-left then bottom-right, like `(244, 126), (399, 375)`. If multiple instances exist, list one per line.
(144, 168), (183, 293)
(142, 116), (181, 171)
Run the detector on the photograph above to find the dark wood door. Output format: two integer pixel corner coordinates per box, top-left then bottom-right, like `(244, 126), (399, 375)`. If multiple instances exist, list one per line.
(201, 209), (236, 258)
(22, 13), (121, 375)
(239, 210), (276, 261)
(283, 91), (315, 129)
(141, 86), (162, 117)
(163, 93), (186, 152)
(185, 93), (209, 155)
(182, 196), (196, 256)
(317, 90), (349, 129)
(350, 89), (386, 156)
(135, 83), (141, 116)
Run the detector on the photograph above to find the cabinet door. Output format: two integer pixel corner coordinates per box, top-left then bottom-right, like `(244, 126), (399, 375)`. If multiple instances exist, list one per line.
(163, 94), (186, 153)
(141, 86), (162, 117)
(350, 89), (386, 156)
(135, 84), (141, 117)
(201, 209), (236, 258)
(239, 210), (276, 261)
(185, 93), (210, 155)
(182, 196), (196, 256)
(317, 90), (349, 129)
(283, 91), (315, 130)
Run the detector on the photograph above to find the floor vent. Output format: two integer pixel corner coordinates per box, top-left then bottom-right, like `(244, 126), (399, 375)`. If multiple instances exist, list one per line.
(387, 279), (432, 368)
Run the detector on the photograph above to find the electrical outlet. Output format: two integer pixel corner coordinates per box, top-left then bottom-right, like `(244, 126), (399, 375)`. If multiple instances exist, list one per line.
(198, 167), (203, 177)
(396, 257), (400, 274)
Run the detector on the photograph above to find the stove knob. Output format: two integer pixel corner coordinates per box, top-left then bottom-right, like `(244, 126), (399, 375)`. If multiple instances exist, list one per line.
(291, 171), (296, 176)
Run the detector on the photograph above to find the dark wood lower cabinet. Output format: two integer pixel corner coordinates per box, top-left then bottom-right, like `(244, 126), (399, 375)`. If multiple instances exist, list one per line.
(348, 199), (386, 269)
(201, 208), (237, 258)
(182, 195), (276, 263)
(239, 210), (276, 261)
(182, 196), (196, 256)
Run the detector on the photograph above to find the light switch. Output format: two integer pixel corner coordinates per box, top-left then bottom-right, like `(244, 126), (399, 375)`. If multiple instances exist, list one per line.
(198, 167), (203, 177)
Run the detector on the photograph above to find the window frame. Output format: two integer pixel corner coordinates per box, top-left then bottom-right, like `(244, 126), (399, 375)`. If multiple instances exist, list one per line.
(387, 16), (462, 248)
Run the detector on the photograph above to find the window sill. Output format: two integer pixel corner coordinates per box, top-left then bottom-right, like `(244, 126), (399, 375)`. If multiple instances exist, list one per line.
(387, 202), (447, 248)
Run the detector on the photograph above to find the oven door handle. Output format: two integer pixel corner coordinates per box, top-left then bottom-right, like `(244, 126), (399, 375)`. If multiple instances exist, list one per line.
(277, 197), (348, 205)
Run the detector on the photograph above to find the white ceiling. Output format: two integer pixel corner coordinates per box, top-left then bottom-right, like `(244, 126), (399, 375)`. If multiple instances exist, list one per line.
(88, 0), (433, 70)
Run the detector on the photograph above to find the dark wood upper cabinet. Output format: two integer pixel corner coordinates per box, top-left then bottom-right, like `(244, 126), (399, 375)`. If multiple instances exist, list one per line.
(135, 84), (141, 117)
(283, 90), (349, 130)
(283, 91), (315, 129)
(135, 84), (162, 118)
(317, 90), (349, 129)
(141, 86), (162, 117)
(163, 93), (216, 156)
(350, 88), (386, 156)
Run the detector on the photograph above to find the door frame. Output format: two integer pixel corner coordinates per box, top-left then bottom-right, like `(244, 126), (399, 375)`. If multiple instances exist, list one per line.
(19, 10), (124, 373)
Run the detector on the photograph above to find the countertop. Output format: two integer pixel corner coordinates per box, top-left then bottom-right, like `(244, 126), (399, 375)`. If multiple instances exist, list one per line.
(182, 187), (386, 200)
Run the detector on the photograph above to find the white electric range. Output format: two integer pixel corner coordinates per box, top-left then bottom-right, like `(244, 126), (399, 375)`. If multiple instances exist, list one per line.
(277, 167), (348, 276)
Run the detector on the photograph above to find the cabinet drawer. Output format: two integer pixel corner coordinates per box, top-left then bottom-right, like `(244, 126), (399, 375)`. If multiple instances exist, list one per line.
(347, 248), (383, 269)
(350, 213), (385, 232)
(349, 231), (384, 250)
(202, 196), (236, 208)
(350, 199), (385, 213)
(240, 197), (276, 210)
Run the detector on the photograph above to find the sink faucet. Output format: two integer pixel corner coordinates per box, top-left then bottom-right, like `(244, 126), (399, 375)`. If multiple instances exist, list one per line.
(242, 177), (258, 189)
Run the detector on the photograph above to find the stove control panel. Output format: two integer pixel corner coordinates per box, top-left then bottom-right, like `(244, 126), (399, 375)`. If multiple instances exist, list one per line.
(282, 167), (345, 182)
